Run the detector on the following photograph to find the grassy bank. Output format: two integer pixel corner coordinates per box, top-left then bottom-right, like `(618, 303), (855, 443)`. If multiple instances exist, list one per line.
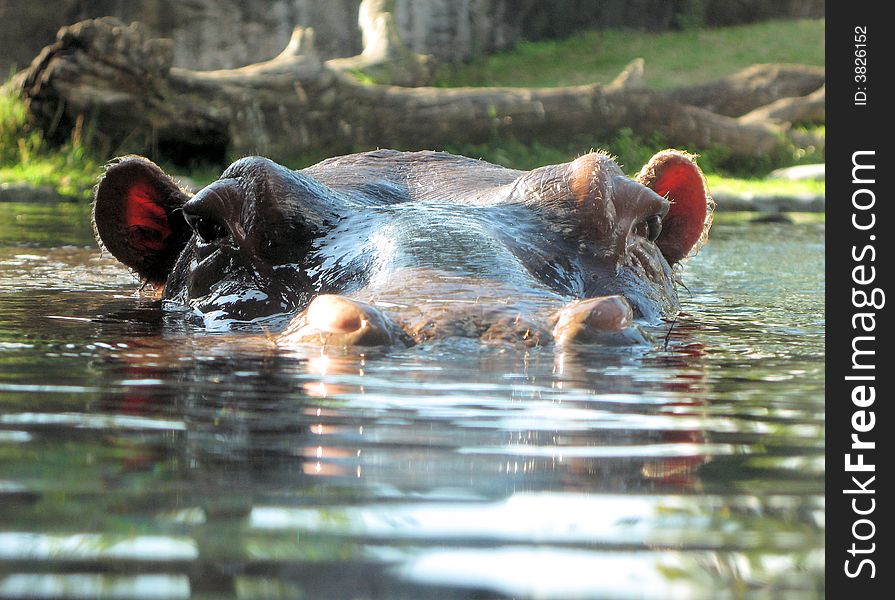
(436, 18), (824, 89)
(705, 174), (823, 197)
(1, 81), (99, 200)
(1, 19), (824, 201)
(435, 18), (825, 180)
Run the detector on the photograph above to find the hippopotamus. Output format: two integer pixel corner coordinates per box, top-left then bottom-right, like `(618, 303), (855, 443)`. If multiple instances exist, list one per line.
(93, 149), (712, 347)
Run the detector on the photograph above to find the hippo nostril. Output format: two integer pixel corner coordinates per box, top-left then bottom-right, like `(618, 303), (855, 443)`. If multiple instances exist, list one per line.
(184, 212), (228, 244)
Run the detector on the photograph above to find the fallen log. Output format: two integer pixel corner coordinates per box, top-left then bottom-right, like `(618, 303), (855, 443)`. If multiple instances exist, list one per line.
(740, 84), (825, 124)
(667, 63), (824, 117)
(17, 17), (824, 166)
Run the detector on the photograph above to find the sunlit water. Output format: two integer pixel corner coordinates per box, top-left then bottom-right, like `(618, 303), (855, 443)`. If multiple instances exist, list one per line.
(0, 202), (824, 599)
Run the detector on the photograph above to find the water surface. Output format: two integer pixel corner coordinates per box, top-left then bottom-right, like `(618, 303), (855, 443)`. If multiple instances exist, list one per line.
(0, 202), (824, 599)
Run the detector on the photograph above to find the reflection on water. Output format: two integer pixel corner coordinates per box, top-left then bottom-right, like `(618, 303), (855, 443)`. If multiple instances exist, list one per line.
(0, 203), (824, 599)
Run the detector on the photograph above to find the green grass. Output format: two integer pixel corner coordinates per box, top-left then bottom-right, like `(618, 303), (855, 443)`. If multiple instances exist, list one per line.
(445, 126), (824, 181)
(706, 175), (824, 197)
(0, 160), (99, 200)
(444, 129), (672, 175)
(436, 19), (824, 89)
(1, 81), (99, 200)
(712, 211), (825, 225)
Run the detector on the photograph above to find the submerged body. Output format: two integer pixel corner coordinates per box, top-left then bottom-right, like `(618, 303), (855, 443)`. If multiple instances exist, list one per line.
(93, 149), (712, 346)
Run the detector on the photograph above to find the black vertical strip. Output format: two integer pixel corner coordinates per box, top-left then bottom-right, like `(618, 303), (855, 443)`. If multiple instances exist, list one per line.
(827, 4), (892, 595)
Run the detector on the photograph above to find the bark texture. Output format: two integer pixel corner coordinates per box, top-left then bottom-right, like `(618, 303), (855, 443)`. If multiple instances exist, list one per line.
(17, 18), (824, 166)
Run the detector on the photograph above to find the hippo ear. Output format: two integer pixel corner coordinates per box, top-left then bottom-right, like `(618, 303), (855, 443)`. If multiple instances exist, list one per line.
(93, 157), (193, 285)
(636, 150), (713, 264)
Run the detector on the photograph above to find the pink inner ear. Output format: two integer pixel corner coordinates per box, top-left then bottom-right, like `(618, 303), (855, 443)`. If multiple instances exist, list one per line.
(124, 180), (172, 251)
(649, 158), (707, 263)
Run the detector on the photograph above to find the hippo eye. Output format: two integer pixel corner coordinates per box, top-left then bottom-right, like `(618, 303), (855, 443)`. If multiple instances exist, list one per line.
(646, 215), (663, 242)
(184, 214), (228, 244)
(638, 215), (663, 242)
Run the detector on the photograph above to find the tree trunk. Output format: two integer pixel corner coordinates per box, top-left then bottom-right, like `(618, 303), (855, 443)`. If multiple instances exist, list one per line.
(666, 63), (824, 117)
(326, 0), (435, 87)
(17, 17), (824, 166)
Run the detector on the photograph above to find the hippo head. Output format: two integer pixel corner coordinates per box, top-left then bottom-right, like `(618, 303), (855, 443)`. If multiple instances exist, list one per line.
(93, 149), (711, 345)
(94, 156), (332, 324)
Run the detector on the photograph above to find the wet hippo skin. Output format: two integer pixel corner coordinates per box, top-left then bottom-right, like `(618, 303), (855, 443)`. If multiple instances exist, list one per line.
(93, 149), (713, 347)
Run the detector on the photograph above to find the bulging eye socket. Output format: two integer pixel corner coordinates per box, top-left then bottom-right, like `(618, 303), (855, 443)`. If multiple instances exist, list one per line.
(184, 213), (228, 245)
(646, 214), (663, 242)
(635, 214), (663, 242)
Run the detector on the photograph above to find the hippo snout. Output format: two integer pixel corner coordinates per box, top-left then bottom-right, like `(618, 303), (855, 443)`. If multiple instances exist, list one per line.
(93, 148), (711, 345)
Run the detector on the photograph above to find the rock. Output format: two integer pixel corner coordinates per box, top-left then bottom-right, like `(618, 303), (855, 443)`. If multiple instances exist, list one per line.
(712, 191), (824, 212)
(704, 0), (825, 25)
(2, 0), (824, 74)
(0, 0), (361, 73)
(0, 182), (73, 203)
(769, 164), (825, 181)
(750, 212), (795, 224)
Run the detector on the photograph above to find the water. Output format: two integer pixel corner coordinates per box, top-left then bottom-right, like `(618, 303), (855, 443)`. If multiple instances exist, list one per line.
(0, 202), (824, 599)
